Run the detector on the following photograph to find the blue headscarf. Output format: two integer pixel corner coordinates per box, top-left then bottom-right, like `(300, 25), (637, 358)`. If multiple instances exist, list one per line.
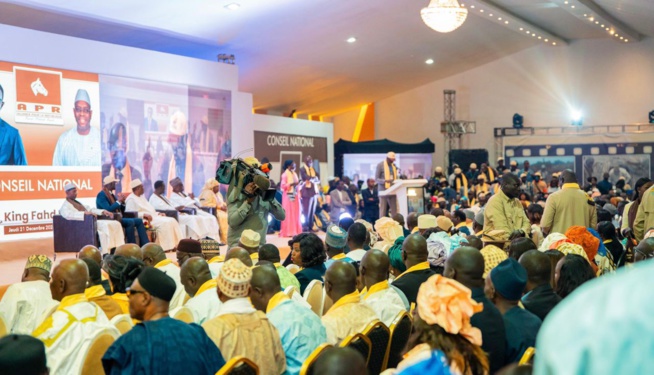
(588, 227), (607, 257)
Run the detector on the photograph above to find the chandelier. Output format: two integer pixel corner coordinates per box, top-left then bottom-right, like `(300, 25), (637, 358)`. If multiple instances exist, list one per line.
(421, 0), (468, 33)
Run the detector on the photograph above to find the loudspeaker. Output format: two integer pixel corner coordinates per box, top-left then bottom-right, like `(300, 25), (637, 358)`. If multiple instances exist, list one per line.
(448, 149), (489, 174)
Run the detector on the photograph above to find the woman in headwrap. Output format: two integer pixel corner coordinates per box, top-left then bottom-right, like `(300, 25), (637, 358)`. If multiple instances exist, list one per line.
(564, 226), (600, 273)
(280, 160), (302, 237)
(199, 178), (228, 244)
(391, 275), (488, 374)
(104, 255), (145, 314)
(539, 232), (570, 252)
(373, 217), (404, 253)
(387, 238), (407, 278)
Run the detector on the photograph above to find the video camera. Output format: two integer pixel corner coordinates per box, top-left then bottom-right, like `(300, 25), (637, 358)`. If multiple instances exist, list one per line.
(216, 158), (276, 202)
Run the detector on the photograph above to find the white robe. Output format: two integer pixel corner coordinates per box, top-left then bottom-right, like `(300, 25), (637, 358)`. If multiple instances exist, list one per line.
(0, 280), (59, 334)
(149, 193), (219, 240)
(125, 194), (183, 251)
(155, 260), (186, 310)
(361, 284), (408, 327)
(184, 283), (222, 325)
(169, 193), (220, 240)
(33, 297), (119, 375)
(59, 200), (125, 252)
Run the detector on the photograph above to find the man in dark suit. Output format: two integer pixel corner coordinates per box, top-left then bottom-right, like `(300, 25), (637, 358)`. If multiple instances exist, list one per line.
(518, 250), (561, 321)
(361, 178), (379, 224)
(391, 233), (435, 305)
(96, 176), (149, 246)
(445, 247), (507, 373)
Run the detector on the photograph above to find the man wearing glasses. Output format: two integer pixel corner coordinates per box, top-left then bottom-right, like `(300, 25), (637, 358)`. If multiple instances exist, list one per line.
(52, 89), (102, 166)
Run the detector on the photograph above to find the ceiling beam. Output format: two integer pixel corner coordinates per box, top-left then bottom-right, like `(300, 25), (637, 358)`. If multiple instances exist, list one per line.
(461, 0), (568, 46)
(550, 0), (641, 43)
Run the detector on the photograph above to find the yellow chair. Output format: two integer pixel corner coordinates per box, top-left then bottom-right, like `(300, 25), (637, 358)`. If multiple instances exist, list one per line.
(519, 347), (536, 365)
(339, 333), (372, 367)
(303, 280), (324, 316)
(216, 356), (259, 375)
(80, 328), (118, 375)
(386, 310), (412, 369)
(173, 306), (195, 323)
(0, 314), (6, 338)
(362, 320), (391, 374)
(110, 314), (134, 334)
(284, 285), (298, 298)
(321, 288), (333, 316)
(299, 343), (333, 375)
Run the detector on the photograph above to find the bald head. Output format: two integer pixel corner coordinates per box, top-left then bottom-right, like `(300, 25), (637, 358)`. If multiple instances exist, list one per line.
(226, 247), (253, 267)
(115, 244), (143, 260)
(518, 250), (551, 288)
(325, 261), (357, 302)
(402, 233), (428, 267)
(180, 257), (212, 297)
(360, 249), (390, 287)
(50, 259), (89, 301)
(444, 247), (485, 288)
(466, 235), (483, 250)
(314, 347), (367, 375)
(392, 213), (405, 227)
(406, 213), (418, 231)
(142, 243), (166, 266)
(78, 245), (102, 265)
(561, 169), (577, 184)
(250, 264), (282, 311)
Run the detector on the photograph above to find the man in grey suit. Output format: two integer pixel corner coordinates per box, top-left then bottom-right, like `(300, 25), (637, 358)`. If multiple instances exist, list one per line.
(375, 151), (398, 218)
(330, 180), (352, 224)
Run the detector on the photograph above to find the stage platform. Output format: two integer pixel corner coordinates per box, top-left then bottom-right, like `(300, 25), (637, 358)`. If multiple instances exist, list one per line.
(0, 233), (298, 285)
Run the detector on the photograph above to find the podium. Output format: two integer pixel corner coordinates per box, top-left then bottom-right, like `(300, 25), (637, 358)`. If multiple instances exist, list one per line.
(378, 179), (428, 218)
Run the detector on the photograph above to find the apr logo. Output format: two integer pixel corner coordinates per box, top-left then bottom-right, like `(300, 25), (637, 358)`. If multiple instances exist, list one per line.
(30, 78), (49, 97)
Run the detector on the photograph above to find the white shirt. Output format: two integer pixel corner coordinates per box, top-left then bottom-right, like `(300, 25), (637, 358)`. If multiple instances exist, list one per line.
(52, 126), (101, 166)
(185, 281), (222, 325)
(214, 297), (256, 318)
(362, 282), (408, 327)
(155, 261), (186, 310)
(0, 280), (58, 334)
(125, 193), (157, 217)
(346, 249), (367, 262)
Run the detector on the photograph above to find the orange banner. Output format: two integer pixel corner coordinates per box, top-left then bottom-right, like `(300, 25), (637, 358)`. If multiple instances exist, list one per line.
(0, 171), (101, 201)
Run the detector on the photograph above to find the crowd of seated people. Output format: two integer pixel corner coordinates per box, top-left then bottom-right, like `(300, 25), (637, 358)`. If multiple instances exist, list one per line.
(3, 155), (654, 375)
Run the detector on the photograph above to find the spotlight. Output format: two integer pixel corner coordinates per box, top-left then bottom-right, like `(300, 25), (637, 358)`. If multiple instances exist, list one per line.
(339, 212), (352, 221)
(571, 110), (583, 126)
(512, 113), (524, 129)
(649, 110), (654, 124)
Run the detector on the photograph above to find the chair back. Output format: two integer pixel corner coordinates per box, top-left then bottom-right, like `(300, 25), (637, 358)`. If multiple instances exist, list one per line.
(80, 328), (118, 375)
(0, 314), (6, 338)
(321, 288), (333, 316)
(362, 320), (391, 375)
(339, 333), (372, 366)
(299, 344), (332, 375)
(110, 314), (134, 334)
(173, 306), (195, 323)
(284, 285), (298, 298)
(519, 347), (536, 365)
(216, 356), (259, 375)
(386, 311), (412, 369)
(303, 280), (324, 316)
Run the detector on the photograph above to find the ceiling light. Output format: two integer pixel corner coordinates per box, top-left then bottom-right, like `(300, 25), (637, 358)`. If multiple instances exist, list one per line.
(224, 3), (240, 10)
(498, 17), (502, 20)
(519, 27), (524, 31)
(553, 42), (557, 45)
(589, 17), (594, 21)
(595, 21), (599, 24)
(571, 110), (583, 126)
(625, 39), (629, 42)
(346, 37), (357, 43)
(571, 5), (575, 8)
(605, 27), (610, 31)
(538, 36), (542, 39)
(620, 36), (624, 39)
(425, 58), (435, 64)
(601, 24), (605, 27)
(564, 0), (568, 3)
(526, 30), (530, 34)
(470, 5), (475, 8)
(489, 13), (493, 16)
(420, 0), (469, 33)
(545, 38), (549, 42)
(584, 13), (587, 16)
(480, 9), (484, 12)
(504, 20), (509, 24)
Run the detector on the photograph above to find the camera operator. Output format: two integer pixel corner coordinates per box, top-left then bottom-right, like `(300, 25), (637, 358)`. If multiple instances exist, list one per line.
(226, 157), (286, 248)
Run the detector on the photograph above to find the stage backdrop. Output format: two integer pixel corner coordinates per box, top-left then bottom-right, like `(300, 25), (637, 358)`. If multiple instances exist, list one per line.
(0, 62), (101, 241)
(0, 61), (232, 242)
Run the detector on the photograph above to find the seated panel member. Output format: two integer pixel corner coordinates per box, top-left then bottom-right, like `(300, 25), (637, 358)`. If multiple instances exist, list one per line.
(126, 179), (184, 251)
(97, 175), (150, 246)
(60, 182), (125, 252)
(149, 180), (217, 240)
